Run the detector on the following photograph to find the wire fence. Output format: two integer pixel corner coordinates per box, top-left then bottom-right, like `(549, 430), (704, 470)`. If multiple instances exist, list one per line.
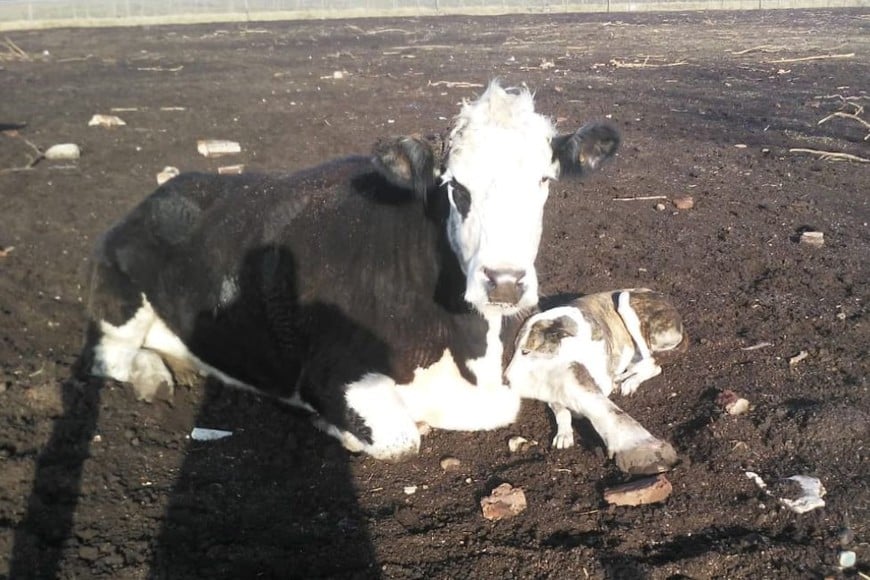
(0, 0), (866, 29)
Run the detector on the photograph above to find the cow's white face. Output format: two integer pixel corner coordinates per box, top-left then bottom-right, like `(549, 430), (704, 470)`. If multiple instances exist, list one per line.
(371, 81), (620, 318)
(443, 84), (557, 317)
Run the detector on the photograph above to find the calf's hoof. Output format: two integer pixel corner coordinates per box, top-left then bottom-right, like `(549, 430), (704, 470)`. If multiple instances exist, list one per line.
(614, 439), (678, 475)
(552, 432), (575, 449)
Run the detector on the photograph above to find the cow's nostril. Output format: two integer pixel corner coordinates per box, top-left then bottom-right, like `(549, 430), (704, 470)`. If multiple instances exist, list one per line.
(483, 268), (527, 305)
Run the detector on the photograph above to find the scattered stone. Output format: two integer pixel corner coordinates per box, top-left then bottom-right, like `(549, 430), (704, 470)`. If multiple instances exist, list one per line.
(440, 456), (461, 471)
(789, 350), (809, 366)
(673, 195), (694, 210)
(507, 435), (535, 453)
(800, 231), (824, 247)
(838, 527), (854, 547)
(218, 164), (244, 175)
(88, 114), (126, 127)
(838, 550), (856, 569)
(156, 166), (180, 185)
(716, 389), (750, 415)
(403, 485), (418, 495)
(78, 545), (100, 561)
(654, 202), (667, 211)
(44, 143), (80, 160)
(603, 474), (673, 506)
(197, 139), (241, 157)
(734, 143), (747, 149)
(480, 483), (527, 520)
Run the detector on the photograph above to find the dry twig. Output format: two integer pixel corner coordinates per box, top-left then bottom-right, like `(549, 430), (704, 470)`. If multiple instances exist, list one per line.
(766, 53), (854, 64)
(2, 37), (30, 61)
(0, 134), (44, 174)
(428, 80), (484, 88)
(818, 111), (870, 140)
(610, 57), (688, 68)
(789, 148), (870, 163)
(728, 45), (783, 55)
(613, 195), (668, 201)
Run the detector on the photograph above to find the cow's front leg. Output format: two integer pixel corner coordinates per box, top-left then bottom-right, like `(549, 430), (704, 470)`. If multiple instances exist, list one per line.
(554, 364), (677, 474)
(315, 373), (421, 462)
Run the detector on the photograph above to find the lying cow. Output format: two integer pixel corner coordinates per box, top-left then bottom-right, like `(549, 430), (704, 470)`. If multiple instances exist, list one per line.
(505, 289), (685, 474)
(84, 81), (620, 461)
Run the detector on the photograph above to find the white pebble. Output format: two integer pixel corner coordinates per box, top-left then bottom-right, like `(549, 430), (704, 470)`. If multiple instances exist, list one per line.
(44, 143), (80, 160)
(838, 550), (856, 568)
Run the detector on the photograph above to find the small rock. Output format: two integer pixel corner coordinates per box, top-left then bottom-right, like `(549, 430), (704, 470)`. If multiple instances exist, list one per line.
(440, 456), (461, 471)
(508, 436), (534, 453)
(403, 485), (417, 495)
(838, 527), (854, 547)
(727, 398), (750, 415)
(673, 195), (694, 210)
(78, 546), (100, 562)
(44, 143), (80, 160)
(788, 350), (809, 366)
(156, 166), (180, 185)
(218, 164), (244, 175)
(333, 70), (344, 79)
(800, 231), (824, 247)
(480, 483), (527, 520)
(716, 389), (750, 415)
(603, 474), (673, 506)
(654, 202), (666, 211)
(734, 143), (748, 149)
(197, 139), (241, 157)
(838, 550), (856, 568)
(88, 114), (126, 127)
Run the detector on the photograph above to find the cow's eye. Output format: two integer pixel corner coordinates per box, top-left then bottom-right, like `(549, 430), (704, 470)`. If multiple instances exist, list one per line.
(521, 348), (531, 356)
(448, 180), (472, 218)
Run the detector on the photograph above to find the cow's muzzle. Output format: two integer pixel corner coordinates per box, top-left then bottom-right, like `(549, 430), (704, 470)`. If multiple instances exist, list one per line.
(483, 267), (526, 306)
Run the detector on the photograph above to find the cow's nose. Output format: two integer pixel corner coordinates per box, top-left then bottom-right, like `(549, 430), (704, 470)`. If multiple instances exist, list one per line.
(484, 268), (526, 305)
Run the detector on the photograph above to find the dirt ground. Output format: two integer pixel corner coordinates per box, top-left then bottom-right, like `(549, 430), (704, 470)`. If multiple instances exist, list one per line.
(1, 8), (868, 579)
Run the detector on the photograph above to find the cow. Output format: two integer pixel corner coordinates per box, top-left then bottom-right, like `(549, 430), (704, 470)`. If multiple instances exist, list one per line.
(84, 81), (620, 461)
(504, 289), (685, 474)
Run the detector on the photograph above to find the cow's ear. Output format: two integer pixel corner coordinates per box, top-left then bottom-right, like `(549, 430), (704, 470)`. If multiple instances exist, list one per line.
(372, 133), (445, 197)
(552, 122), (620, 177)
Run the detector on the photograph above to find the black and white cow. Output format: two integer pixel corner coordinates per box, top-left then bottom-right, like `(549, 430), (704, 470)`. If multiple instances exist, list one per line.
(505, 289), (685, 474)
(84, 82), (619, 461)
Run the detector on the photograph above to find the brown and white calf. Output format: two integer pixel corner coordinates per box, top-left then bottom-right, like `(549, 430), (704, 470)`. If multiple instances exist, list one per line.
(505, 289), (685, 474)
(84, 81), (620, 461)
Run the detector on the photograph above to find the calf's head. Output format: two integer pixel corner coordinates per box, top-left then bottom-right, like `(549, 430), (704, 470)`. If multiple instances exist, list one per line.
(374, 81), (619, 316)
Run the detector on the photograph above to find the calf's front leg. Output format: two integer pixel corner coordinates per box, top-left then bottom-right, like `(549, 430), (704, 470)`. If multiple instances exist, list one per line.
(550, 363), (677, 474)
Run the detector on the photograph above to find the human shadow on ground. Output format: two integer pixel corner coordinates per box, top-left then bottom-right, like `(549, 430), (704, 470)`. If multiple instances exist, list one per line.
(10, 245), (383, 579)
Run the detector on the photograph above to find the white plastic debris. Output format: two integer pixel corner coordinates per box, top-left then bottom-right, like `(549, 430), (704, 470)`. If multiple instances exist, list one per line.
(190, 427), (233, 441)
(44, 143), (80, 160)
(779, 475), (826, 514)
(88, 114), (126, 127)
(745, 472), (826, 514)
(197, 139), (241, 157)
(218, 164), (245, 175)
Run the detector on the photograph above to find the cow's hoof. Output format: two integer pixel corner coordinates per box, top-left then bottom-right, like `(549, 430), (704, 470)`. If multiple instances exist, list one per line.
(129, 350), (175, 403)
(614, 439), (678, 475)
(552, 432), (575, 449)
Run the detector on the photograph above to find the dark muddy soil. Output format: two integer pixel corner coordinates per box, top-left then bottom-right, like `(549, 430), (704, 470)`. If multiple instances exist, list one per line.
(1, 9), (868, 579)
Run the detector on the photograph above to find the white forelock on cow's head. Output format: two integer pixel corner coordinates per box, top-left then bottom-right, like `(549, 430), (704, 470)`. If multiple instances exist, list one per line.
(442, 81), (558, 317)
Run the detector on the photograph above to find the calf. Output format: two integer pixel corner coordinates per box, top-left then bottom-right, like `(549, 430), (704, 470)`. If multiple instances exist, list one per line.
(505, 289), (685, 474)
(84, 81), (620, 461)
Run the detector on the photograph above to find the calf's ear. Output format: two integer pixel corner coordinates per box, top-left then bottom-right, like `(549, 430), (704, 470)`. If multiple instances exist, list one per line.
(552, 122), (620, 177)
(372, 133), (445, 197)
